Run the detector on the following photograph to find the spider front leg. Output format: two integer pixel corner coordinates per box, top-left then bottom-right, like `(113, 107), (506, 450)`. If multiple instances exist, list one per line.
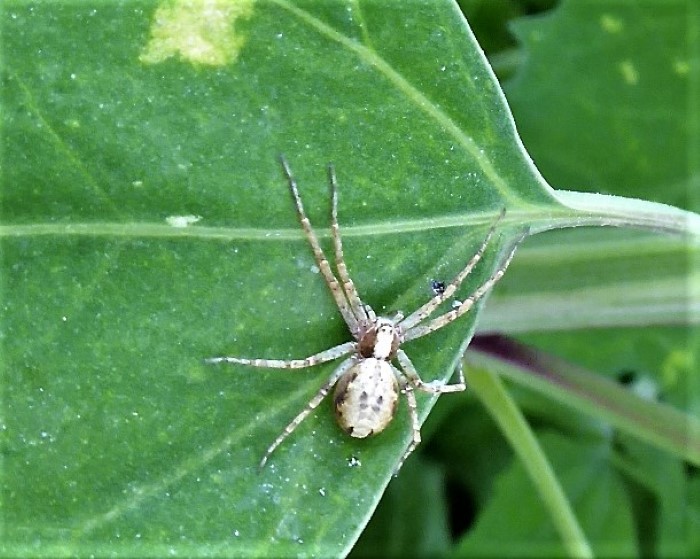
(280, 156), (361, 337)
(328, 163), (367, 320)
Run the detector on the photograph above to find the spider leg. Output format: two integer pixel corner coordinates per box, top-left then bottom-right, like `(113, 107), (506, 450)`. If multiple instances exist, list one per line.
(280, 156), (360, 337)
(403, 232), (525, 343)
(391, 351), (467, 473)
(399, 208), (505, 331)
(259, 357), (357, 468)
(205, 341), (355, 368)
(328, 163), (369, 320)
(393, 380), (421, 474)
(396, 349), (466, 393)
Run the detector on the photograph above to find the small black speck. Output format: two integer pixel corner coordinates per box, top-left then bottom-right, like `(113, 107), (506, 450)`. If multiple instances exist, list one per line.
(431, 279), (446, 295)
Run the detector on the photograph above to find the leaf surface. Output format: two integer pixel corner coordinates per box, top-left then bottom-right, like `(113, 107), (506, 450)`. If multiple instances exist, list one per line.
(0, 1), (559, 555)
(1, 0), (696, 556)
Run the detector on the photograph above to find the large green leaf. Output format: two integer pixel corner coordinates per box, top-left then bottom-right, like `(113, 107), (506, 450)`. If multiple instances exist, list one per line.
(506, 0), (697, 210)
(1, 0), (697, 556)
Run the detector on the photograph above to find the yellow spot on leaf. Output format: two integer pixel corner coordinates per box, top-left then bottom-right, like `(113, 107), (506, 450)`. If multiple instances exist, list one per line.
(619, 60), (639, 85)
(140, 0), (255, 66)
(673, 59), (690, 76)
(661, 349), (693, 390)
(600, 14), (623, 33)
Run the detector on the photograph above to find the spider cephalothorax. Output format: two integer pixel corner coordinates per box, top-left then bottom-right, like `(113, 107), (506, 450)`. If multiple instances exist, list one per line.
(357, 317), (401, 359)
(206, 157), (523, 472)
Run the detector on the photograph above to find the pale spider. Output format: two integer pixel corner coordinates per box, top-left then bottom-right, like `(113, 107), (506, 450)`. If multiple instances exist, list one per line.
(206, 157), (523, 472)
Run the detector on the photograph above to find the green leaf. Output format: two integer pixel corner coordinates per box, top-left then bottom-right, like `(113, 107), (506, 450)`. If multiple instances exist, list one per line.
(455, 431), (636, 558)
(506, 0), (697, 209)
(1, 0), (697, 557)
(0, 1), (555, 556)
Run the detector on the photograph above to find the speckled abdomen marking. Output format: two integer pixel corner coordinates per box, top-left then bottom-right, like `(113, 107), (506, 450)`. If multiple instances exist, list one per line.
(334, 358), (399, 438)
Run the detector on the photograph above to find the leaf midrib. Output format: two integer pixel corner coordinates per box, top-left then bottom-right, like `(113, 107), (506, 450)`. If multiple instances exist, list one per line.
(0, 206), (595, 241)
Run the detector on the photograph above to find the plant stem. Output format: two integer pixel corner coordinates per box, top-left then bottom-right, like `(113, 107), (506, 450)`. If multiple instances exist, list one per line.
(467, 363), (594, 559)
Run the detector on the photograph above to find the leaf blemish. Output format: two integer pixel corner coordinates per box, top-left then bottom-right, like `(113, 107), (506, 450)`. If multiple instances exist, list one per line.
(673, 60), (689, 76)
(600, 14), (624, 34)
(140, 0), (255, 66)
(165, 214), (202, 227)
(619, 60), (639, 85)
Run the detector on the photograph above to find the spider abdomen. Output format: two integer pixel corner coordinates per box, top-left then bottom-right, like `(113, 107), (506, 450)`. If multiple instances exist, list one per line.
(334, 358), (399, 438)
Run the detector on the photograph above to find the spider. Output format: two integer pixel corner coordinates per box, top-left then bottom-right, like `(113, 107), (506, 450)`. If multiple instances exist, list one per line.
(206, 157), (523, 473)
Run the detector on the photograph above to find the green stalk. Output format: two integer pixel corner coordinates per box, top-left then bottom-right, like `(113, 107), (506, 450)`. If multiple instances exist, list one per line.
(467, 363), (594, 559)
